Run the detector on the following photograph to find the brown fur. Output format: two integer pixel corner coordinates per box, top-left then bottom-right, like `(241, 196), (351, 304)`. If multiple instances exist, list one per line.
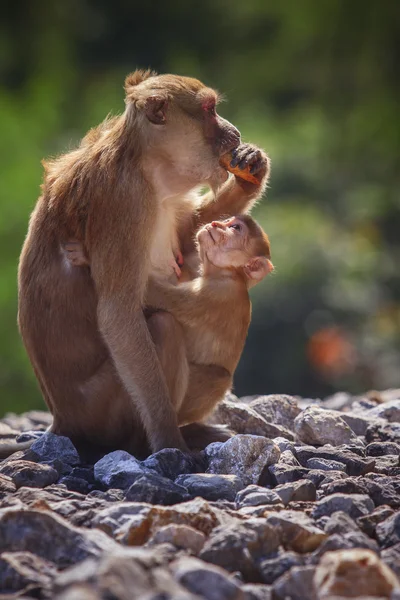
(144, 215), (273, 445)
(5, 71), (270, 461)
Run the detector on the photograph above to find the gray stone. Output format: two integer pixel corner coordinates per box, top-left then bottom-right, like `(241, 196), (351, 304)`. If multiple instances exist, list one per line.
(143, 448), (201, 479)
(294, 407), (361, 446)
(272, 437), (296, 454)
(0, 508), (120, 568)
(274, 480), (316, 505)
(241, 583), (272, 600)
(124, 472), (190, 505)
(312, 493), (374, 520)
(367, 400), (400, 422)
(94, 450), (150, 489)
(55, 550), (197, 600)
(91, 502), (151, 536)
(0, 551), (57, 595)
(235, 485), (281, 508)
(324, 511), (360, 535)
(199, 519), (280, 580)
(322, 392), (356, 411)
(172, 556), (243, 600)
(0, 473), (17, 498)
(58, 476), (92, 494)
(176, 473), (243, 502)
(373, 455), (400, 474)
(358, 506), (395, 538)
(366, 422), (400, 443)
(318, 472), (349, 489)
(295, 445), (375, 476)
(16, 429), (46, 443)
(211, 399), (294, 440)
(31, 432), (80, 465)
(44, 459), (73, 477)
(206, 435), (280, 486)
(0, 460), (59, 489)
(2, 410), (52, 432)
(272, 565), (317, 600)
(148, 524), (206, 554)
(268, 463), (309, 485)
(264, 511), (327, 553)
(339, 411), (383, 436)
(376, 512), (400, 548)
(314, 548), (400, 599)
(367, 442), (400, 456)
(304, 469), (346, 488)
(259, 551), (305, 584)
(335, 443), (366, 456)
(306, 457), (346, 472)
(249, 394), (301, 430)
(381, 543), (400, 578)
(311, 531), (379, 562)
(320, 475), (400, 509)
(278, 449), (301, 466)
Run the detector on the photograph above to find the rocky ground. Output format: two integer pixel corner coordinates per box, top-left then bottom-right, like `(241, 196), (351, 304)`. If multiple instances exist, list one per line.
(1, 391), (400, 599)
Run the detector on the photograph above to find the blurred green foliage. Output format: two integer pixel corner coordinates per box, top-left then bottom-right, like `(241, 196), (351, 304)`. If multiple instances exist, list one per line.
(1, 0), (399, 415)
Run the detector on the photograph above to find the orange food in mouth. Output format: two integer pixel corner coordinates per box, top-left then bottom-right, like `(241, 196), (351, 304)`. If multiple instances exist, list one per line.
(219, 152), (260, 185)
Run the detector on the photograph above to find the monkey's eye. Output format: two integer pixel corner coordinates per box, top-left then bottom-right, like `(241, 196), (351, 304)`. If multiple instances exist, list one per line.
(229, 223), (242, 232)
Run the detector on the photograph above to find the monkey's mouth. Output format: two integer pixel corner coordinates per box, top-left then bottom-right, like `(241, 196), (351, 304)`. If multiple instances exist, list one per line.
(205, 225), (217, 243)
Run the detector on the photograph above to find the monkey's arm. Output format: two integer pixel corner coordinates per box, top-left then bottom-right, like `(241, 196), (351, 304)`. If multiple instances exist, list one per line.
(197, 143), (270, 225)
(146, 278), (204, 325)
(88, 199), (188, 454)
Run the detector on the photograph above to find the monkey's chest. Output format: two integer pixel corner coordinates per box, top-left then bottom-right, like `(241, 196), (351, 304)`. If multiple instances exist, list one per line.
(150, 204), (180, 278)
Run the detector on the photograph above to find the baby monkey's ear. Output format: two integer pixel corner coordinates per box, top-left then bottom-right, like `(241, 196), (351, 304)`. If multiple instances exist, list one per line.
(243, 256), (274, 288)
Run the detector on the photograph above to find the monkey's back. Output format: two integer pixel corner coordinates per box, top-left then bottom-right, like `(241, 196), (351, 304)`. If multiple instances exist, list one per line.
(18, 194), (107, 414)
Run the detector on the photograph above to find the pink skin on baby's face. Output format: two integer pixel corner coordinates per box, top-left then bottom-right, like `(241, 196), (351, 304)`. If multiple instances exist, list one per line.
(196, 217), (274, 284)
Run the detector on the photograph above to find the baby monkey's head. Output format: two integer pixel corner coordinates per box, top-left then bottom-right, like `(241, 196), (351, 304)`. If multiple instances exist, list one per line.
(196, 215), (274, 287)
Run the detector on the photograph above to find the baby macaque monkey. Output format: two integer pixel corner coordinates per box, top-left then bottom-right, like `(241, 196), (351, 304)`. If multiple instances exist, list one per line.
(65, 215), (273, 442)
(146, 215), (273, 431)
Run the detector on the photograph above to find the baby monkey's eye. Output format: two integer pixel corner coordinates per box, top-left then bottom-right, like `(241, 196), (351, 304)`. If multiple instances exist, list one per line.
(229, 223), (242, 231)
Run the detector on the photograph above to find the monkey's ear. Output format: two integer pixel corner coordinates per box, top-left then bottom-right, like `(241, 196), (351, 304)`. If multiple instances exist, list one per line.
(243, 256), (274, 287)
(144, 95), (169, 125)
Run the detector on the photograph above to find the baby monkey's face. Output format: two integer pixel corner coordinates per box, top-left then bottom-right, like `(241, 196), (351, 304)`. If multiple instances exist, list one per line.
(196, 216), (273, 275)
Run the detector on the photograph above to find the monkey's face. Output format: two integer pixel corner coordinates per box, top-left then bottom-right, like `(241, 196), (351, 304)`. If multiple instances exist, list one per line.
(129, 74), (241, 186)
(197, 217), (256, 268)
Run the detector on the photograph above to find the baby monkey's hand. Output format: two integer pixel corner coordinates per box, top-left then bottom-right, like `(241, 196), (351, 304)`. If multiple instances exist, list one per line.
(220, 143), (269, 186)
(63, 240), (89, 267)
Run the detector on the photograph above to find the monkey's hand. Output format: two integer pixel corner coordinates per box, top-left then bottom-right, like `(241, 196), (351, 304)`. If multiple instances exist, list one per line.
(220, 143), (270, 187)
(63, 240), (89, 267)
(170, 251), (184, 279)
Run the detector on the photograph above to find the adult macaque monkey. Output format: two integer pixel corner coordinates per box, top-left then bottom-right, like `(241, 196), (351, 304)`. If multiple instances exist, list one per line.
(2, 70), (269, 460)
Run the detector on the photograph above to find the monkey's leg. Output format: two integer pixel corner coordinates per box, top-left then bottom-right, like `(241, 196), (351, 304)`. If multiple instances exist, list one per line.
(177, 363), (233, 449)
(178, 363), (232, 424)
(147, 311), (189, 414)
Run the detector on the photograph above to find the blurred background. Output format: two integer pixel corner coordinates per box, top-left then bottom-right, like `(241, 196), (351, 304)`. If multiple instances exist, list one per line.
(1, 0), (399, 416)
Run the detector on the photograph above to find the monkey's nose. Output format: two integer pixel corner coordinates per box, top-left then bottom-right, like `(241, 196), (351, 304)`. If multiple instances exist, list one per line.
(211, 221), (225, 229)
